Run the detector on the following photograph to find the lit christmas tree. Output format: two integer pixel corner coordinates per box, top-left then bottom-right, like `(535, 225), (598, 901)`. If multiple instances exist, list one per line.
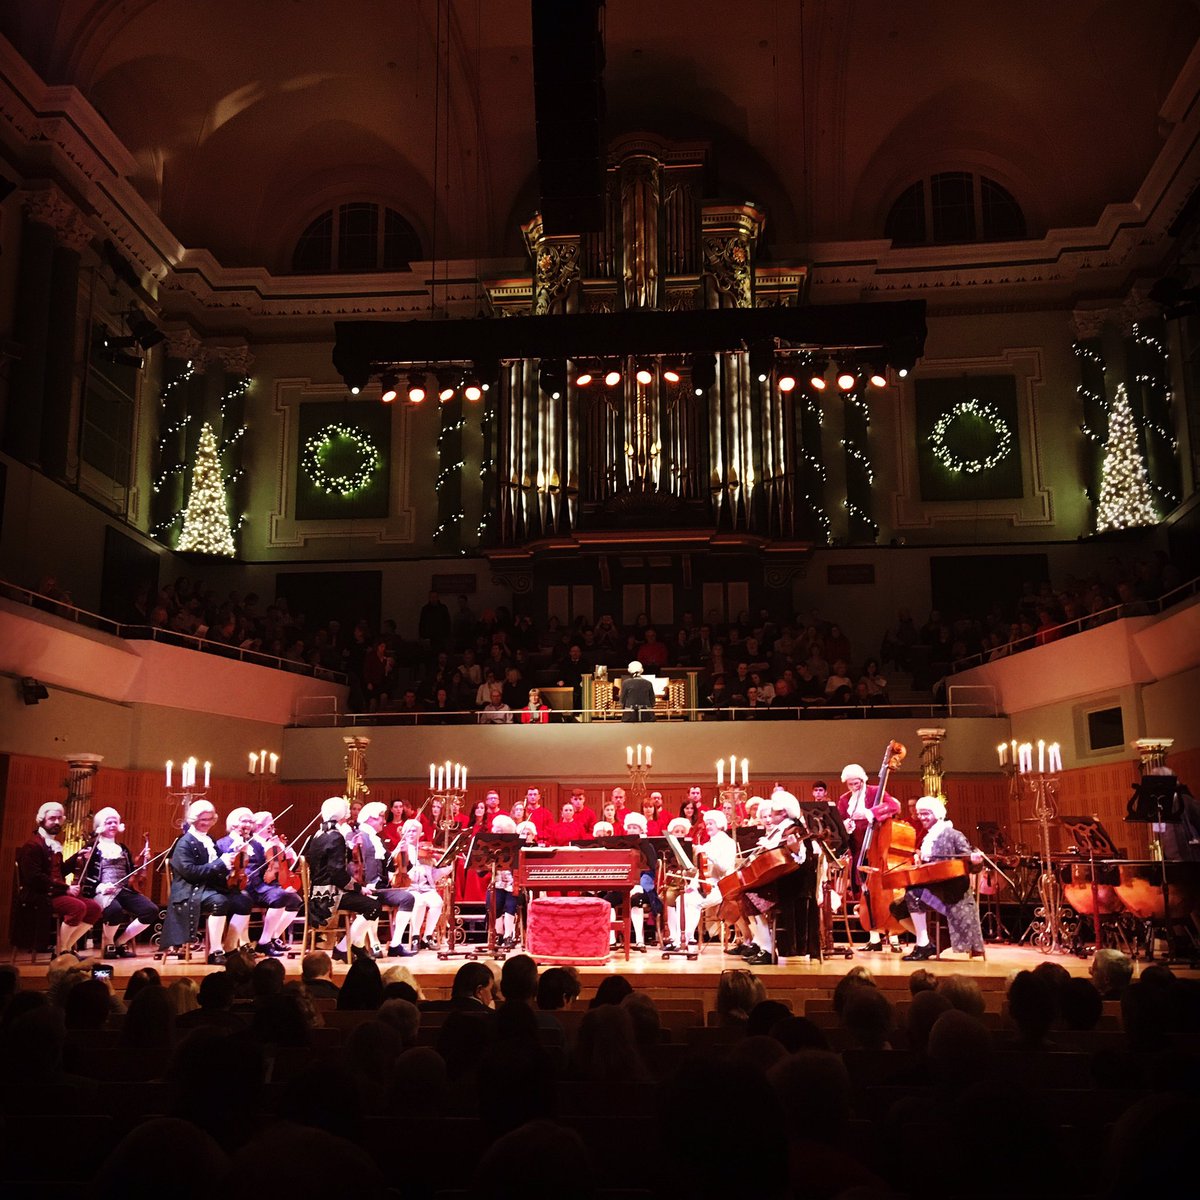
(1095, 384), (1159, 533)
(177, 422), (237, 556)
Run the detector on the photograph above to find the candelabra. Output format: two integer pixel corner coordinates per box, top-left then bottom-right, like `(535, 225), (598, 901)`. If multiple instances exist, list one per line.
(426, 760), (469, 960)
(713, 753), (749, 828)
(248, 749), (280, 805)
(164, 755), (211, 831)
(1022, 770), (1074, 955)
(626, 744), (653, 810)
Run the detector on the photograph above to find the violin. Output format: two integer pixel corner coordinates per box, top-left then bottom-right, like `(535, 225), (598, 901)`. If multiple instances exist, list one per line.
(854, 738), (911, 935)
(131, 831), (152, 895)
(389, 842), (413, 889)
(265, 835), (302, 891)
(348, 832), (365, 887)
(226, 840), (250, 890)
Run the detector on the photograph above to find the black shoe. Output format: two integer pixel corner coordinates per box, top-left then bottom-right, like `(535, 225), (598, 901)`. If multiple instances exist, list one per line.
(902, 943), (937, 962)
(256, 942), (284, 957)
(662, 940), (679, 952)
(103, 944), (120, 959)
(744, 950), (777, 966)
(861, 941), (884, 952)
(331, 947), (349, 963)
(386, 943), (414, 958)
(206, 951), (227, 966)
(736, 943), (760, 958)
(632, 942), (646, 953)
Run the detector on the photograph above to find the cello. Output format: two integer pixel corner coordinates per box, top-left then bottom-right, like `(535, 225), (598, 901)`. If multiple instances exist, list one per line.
(854, 739), (912, 935)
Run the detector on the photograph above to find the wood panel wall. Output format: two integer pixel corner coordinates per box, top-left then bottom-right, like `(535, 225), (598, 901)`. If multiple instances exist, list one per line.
(4, 746), (1192, 944)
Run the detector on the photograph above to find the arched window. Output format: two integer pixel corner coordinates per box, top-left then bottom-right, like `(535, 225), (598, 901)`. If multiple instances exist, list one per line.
(291, 203), (422, 272)
(885, 173), (1026, 246)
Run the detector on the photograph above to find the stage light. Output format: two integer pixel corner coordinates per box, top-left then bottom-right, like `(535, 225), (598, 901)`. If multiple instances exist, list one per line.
(663, 363), (682, 384)
(128, 309), (165, 350)
(690, 352), (717, 395)
(406, 372), (427, 403)
(539, 359), (566, 399)
(778, 372), (797, 392)
(436, 369), (457, 402)
(635, 363), (654, 385)
(749, 340), (774, 383)
(808, 359), (828, 390)
(380, 371), (400, 403)
(604, 368), (622, 387)
(576, 369), (594, 387)
(463, 375), (483, 402)
(836, 366), (858, 391)
(867, 360), (889, 389)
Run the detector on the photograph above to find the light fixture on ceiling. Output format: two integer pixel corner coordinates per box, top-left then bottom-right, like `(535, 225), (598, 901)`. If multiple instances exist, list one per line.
(690, 352), (716, 396)
(808, 358), (828, 390)
(836, 365), (858, 391)
(436, 368), (457, 402)
(380, 371), (400, 403)
(406, 372), (427, 403)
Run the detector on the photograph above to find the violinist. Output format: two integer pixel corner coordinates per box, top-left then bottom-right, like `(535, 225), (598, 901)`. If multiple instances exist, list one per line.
(244, 812), (304, 957)
(14, 801), (103, 957)
(889, 796), (985, 961)
(516, 819), (540, 845)
(398, 821), (453, 951)
(214, 806), (258, 952)
(662, 817), (702, 952)
(741, 790), (820, 966)
(71, 807), (159, 959)
(355, 802), (417, 957)
(838, 763), (901, 951)
(307, 796), (380, 962)
(161, 800), (255, 965)
(607, 811), (660, 952)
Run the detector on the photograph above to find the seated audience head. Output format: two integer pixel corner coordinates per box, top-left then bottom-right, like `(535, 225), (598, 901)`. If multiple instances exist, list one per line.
(121, 984), (176, 1049)
(1006, 969), (1057, 1045)
(927, 1009), (993, 1089)
(302, 951), (334, 985)
(537, 965), (582, 1011)
(716, 968), (766, 1022)
(746, 998), (791, 1038)
(500, 953), (539, 1004)
(769, 1015), (832, 1053)
(1060, 976), (1103, 1030)
(198, 970), (236, 1012)
(94, 1116), (229, 1200)
(64, 977), (111, 1030)
(1091, 947), (1134, 997)
(832, 965), (876, 1015)
(125, 966), (163, 1002)
(452, 961), (497, 1007)
(770, 1049), (853, 1144)
(938, 974), (986, 1018)
(840, 984), (894, 1050)
(906, 988), (953, 1053)
(574, 1003), (646, 1082)
(377, 998), (420, 1047)
(337, 958), (384, 1011)
(471, 1119), (596, 1200)
(589, 975), (633, 1008)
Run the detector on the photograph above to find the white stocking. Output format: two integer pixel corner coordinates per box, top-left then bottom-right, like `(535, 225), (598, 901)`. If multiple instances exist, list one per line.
(630, 906), (645, 945)
(60, 922), (91, 953)
(391, 910), (412, 946)
(753, 914), (774, 954)
(227, 912), (251, 947)
(117, 920), (148, 945)
(911, 909), (930, 947)
(206, 914), (227, 954)
(501, 912), (516, 939)
(349, 914), (371, 947)
(103, 923), (120, 947)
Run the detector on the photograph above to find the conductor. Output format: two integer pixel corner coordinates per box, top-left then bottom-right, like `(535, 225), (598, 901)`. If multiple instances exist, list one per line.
(620, 660), (657, 723)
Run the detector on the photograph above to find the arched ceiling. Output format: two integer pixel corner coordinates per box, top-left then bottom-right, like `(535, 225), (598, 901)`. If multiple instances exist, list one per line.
(2, 0), (1197, 269)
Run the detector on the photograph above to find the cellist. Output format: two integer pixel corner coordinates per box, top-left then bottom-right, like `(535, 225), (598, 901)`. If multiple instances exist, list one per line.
(889, 796), (985, 961)
(838, 763), (901, 951)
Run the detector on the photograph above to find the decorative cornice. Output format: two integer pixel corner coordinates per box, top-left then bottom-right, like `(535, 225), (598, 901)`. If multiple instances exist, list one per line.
(22, 185), (93, 253)
(1070, 307), (1110, 341)
(212, 344), (255, 374)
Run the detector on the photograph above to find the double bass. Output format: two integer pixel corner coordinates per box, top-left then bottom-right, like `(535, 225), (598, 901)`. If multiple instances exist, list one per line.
(854, 739), (911, 935)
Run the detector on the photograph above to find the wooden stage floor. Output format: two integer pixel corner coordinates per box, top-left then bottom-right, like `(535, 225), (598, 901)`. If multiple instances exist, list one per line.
(12, 940), (1197, 993)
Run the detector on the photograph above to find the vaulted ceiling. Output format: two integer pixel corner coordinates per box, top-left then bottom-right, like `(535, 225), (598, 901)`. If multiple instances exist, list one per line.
(2, 0), (1197, 273)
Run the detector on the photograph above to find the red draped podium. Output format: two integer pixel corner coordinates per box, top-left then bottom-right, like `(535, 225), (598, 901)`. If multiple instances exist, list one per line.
(525, 896), (611, 965)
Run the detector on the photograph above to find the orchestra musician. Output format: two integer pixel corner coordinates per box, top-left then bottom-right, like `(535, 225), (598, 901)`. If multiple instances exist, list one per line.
(608, 811), (661, 951)
(397, 820), (453, 950)
(838, 762), (901, 951)
(307, 796), (380, 962)
(890, 796), (985, 961)
(741, 790), (820, 966)
(243, 811), (304, 957)
(697, 808), (753, 953)
(662, 817), (702, 951)
(14, 801), (104, 957)
(489, 814), (521, 947)
(516, 819), (540, 845)
(161, 799), (255, 965)
(355, 802), (417, 957)
(72, 807), (159, 959)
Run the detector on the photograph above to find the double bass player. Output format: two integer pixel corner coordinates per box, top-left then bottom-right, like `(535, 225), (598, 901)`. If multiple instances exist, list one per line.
(838, 762), (901, 951)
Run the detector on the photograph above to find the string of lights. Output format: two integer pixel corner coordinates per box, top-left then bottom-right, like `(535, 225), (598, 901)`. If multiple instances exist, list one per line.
(1095, 384), (1159, 532)
(1131, 322), (1181, 511)
(928, 397), (1013, 474)
(301, 423), (381, 496)
(841, 384), (875, 541)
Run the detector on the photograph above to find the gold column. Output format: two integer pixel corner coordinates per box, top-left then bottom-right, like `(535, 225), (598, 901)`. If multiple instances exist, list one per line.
(916, 728), (947, 802)
(62, 753), (104, 856)
(343, 737), (371, 808)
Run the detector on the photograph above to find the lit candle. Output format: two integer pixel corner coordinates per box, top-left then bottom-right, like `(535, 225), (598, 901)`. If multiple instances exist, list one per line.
(729, 755), (736, 786)
(444, 760), (452, 788)
(166, 760), (173, 788)
(1049, 743), (1062, 773)
(1038, 739), (1045, 774)
(454, 764), (461, 790)
(627, 746), (634, 766)
(203, 761), (211, 788)
(717, 759), (724, 786)
(1021, 743), (1033, 774)
(461, 766), (468, 789)
(997, 743), (1007, 767)
(1010, 739), (1018, 769)
(430, 763), (436, 789)
(437, 766), (445, 792)
(637, 744), (643, 766)
(741, 758), (748, 786)
(645, 746), (652, 767)
(249, 752), (257, 773)
(269, 753), (278, 775)
(260, 750), (267, 772)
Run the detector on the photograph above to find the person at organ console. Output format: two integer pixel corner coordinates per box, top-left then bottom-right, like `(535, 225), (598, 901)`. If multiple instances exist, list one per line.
(838, 762), (901, 951)
(620, 660), (657, 722)
(890, 796), (985, 961)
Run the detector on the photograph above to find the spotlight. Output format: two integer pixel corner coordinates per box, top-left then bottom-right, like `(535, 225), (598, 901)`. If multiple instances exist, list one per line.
(343, 364), (369, 395)
(21, 677), (48, 706)
(635, 362), (654, 385)
(690, 352), (717, 395)
(380, 371), (400, 403)
(663, 362), (682, 385)
(539, 359), (566, 399)
(836, 366), (858, 391)
(575, 369), (594, 387)
(463, 375), (483, 402)
(436, 369), (457, 402)
(406, 372), (427, 403)
(867, 360), (888, 389)
(778, 372), (797, 393)
(474, 357), (500, 394)
(749, 340), (774, 383)
(127, 309), (165, 350)
(888, 337), (919, 379)
(808, 359), (828, 390)
(604, 368), (622, 387)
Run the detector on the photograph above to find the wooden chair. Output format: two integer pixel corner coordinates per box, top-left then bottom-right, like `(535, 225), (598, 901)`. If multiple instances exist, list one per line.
(298, 857), (353, 957)
(8, 857), (53, 963)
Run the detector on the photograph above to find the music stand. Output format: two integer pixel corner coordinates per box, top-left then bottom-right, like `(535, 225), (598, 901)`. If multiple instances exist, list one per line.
(1125, 775), (1185, 962)
(435, 831), (472, 961)
(463, 833), (523, 961)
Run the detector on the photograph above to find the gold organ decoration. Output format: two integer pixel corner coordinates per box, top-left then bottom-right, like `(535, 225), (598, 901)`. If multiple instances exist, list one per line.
(342, 736), (371, 809)
(62, 754), (104, 856)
